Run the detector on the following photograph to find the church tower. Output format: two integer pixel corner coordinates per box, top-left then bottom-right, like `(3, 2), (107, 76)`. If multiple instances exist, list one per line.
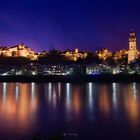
(128, 30), (138, 63)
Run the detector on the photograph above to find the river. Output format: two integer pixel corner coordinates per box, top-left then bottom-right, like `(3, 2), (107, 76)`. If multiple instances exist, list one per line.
(0, 82), (140, 140)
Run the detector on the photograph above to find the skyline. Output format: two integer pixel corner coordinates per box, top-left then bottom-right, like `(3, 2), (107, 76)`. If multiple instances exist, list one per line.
(0, 30), (138, 53)
(0, 29), (139, 53)
(0, 0), (140, 52)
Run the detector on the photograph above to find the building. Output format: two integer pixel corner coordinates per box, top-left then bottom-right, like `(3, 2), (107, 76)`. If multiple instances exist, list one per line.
(43, 65), (73, 75)
(114, 49), (128, 60)
(86, 64), (101, 75)
(128, 30), (138, 63)
(62, 48), (87, 61)
(86, 64), (112, 75)
(96, 49), (112, 60)
(0, 43), (38, 60)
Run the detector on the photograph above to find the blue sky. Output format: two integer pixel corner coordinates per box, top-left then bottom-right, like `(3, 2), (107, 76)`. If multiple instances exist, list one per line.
(0, 0), (140, 52)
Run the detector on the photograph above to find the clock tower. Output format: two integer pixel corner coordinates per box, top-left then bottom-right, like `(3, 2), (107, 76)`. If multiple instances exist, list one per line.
(128, 30), (138, 63)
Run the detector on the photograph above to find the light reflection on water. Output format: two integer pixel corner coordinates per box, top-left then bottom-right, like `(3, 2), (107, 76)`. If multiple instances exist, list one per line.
(99, 84), (111, 116)
(0, 82), (140, 139)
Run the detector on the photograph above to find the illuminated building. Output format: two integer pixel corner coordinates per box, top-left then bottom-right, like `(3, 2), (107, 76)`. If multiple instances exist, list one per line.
(43, 65), (73, 75)
(86, 64), (100, 75)
(114, 49), (128, 60)
(62, 48), (87, 61)
(0, 43), (38, 60)
(86, 64), (112, 75)
(128, 30), (138, 63)
(96, 49), (112, 60)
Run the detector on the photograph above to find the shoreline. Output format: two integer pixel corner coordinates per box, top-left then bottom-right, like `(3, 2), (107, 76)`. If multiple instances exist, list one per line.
(0, 74), (140, 83)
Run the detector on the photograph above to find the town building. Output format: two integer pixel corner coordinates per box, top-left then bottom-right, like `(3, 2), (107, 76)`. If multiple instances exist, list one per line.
(43, 65), (74, 75)
(62, 48), (87, 61)
(96, 49), (112, 60)
(114, 49), (128, 60)
(128, 30), (138, 63)
(86, 64), (112, 75)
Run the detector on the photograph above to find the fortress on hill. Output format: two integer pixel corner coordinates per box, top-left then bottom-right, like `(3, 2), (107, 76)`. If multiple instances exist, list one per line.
(0, 43), (38, 60)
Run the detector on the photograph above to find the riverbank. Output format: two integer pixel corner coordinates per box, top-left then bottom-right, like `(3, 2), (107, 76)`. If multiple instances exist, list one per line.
(0, 74), (140, 83)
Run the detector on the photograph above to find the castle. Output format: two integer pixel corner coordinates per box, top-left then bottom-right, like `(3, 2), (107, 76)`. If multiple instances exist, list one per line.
(0, 43), (38, 60)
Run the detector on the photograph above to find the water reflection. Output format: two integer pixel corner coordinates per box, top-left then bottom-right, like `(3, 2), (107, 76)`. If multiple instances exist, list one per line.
(58, 82), (61, 100)
(0, 82), (140, 139)
(66, 83), (71, 111)
(48, 82), (52, 103)
(133, 82), (137, 100)
(112, 83), (116, 104)
(123, 83), (139, 126)
(99, 85), (110, 115)
(31, 82), (35, 100)
(15, 82), (19, 101)
(0, 83), (38, 132)
(65, 83), (81, 120)
(45, 83), (61, 109)
(112, 83), (119, 110)
(73, 86), (81, 116)
(88, 83), (93, 110)
(2, 82), (7, 103)
(30, 82), (37, 112)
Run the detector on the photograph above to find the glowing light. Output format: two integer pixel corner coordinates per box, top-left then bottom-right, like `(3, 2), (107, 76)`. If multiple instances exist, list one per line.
(133, 82), (137, 99)
(65, 83), (72, 121)
(128, 30), (138, 63)
(2, 82), (7, 103)
(58, 82), (61, 99)
(112, 83), (117, 109)
(99, 85), (110, 115)
(75, 48), (78, 53)
(32, 72), (36, 75)
(52, 89), (57, 108)
(66, 83), (71, 109)
(48, 83), (52, 102)
(88, 83), (93, 109)
(15, 82), (19, 101)
(124, 84), (139, 126)
(0, 44), (38, 60)
(31, 82), (35, 100)
(73, 87), (81, 116)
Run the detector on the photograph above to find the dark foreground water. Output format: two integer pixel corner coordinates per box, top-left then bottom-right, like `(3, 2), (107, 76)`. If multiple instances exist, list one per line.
(0, 82), (140, 140)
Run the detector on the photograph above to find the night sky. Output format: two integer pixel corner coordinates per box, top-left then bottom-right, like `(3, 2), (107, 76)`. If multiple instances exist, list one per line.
(0, 0), (140, 52)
